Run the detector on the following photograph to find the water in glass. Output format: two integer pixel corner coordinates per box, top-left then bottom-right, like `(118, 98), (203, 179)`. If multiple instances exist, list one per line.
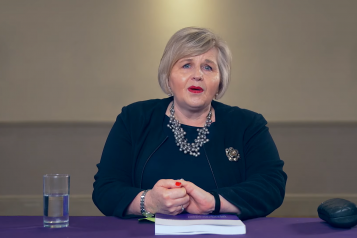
(43, 194), (69, 228)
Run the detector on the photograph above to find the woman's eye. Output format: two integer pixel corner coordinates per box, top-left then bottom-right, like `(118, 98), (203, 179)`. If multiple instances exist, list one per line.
(204, 65), (213, 71)
(183, 64), (191, 69)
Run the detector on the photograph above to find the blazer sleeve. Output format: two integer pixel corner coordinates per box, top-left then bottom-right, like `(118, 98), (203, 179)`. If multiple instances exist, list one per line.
(92, 107), (143, 218)
(214, 114), (287, 220)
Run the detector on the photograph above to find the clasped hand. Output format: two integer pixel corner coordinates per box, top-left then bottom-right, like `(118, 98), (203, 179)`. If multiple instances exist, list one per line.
(145, 179), (215, 215)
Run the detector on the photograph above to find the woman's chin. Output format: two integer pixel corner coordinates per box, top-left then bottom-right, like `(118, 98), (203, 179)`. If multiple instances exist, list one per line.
(183, 98), (211, 110)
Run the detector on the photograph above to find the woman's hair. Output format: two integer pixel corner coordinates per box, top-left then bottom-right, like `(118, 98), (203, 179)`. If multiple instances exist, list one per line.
(158, 27), (232, 100)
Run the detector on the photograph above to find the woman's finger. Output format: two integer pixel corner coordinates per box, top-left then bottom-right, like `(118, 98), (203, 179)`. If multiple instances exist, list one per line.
(161, 193), (189, 209)
(171, 193), (190, 206)
(179, 180), (196, 193)
(180, 181), (208, 200)
(177, 199), (191, 214)
(170, 202), (190, 215)
(156, 179), (183, 189)
(166, 187), (187, 199)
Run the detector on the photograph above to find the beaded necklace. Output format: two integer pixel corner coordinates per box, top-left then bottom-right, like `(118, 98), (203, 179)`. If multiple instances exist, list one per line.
(167, 102), (212, 157)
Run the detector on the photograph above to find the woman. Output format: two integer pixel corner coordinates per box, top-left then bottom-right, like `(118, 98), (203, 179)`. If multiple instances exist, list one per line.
(92, 27), (287, 221)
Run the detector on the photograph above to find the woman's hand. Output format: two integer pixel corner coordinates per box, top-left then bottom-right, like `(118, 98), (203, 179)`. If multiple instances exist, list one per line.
(180, 181), (215, 214)
(145, 179), (190, 215)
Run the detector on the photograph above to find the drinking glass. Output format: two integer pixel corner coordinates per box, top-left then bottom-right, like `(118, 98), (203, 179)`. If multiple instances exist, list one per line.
(43, 174), (70, 228)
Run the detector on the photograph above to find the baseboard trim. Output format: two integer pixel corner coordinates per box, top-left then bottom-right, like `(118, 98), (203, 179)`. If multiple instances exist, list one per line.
(0, 195), (103, 216)
(269, 194), (357, 217)
(1, 194), (357, 217)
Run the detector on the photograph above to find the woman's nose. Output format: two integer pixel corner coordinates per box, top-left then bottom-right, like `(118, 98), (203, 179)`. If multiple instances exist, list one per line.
(192, 68), (203, 81)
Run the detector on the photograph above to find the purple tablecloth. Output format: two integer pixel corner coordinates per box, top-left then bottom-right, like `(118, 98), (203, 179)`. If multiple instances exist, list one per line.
(0, 216), (356, 237)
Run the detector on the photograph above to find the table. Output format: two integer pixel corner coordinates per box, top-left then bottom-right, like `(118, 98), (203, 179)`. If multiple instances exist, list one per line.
(0, 216), (356, 237)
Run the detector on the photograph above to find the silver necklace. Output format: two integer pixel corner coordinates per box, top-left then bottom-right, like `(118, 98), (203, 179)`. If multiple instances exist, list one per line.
(167, 102), (212, 157)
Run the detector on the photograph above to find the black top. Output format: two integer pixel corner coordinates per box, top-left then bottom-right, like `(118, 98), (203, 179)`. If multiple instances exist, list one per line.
(93, 97), (287, 220)
(142, 115), (217, 191)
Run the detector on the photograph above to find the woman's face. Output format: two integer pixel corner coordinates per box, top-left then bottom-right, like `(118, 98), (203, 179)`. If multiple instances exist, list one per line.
(169, 47), (220, 111)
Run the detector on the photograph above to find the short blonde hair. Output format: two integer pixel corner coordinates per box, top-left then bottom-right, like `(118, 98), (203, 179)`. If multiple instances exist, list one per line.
(158, 27), (232, 100)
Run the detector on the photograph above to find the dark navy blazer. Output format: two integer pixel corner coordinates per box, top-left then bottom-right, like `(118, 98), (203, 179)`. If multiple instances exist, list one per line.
(92, 97), (287, 220)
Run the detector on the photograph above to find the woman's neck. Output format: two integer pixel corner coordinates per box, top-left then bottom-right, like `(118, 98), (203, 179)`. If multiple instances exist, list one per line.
(165, 100), (216, 127)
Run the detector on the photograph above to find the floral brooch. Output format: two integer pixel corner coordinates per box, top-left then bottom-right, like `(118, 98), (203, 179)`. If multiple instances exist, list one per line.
(225, 147), (240, 161)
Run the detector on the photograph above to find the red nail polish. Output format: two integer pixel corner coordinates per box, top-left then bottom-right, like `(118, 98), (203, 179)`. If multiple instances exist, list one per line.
(175, 182), (181, 186)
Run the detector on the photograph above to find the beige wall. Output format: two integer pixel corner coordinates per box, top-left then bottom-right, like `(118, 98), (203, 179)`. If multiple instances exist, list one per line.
(1, 0), (356, 123)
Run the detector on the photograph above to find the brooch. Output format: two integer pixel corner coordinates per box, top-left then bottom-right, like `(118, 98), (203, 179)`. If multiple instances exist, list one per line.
(225, 147), (240, 161)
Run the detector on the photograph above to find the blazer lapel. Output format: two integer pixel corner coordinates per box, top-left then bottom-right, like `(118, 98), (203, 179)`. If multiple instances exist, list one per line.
(204, 101), (246, 188)
(133, 98), (172, 188)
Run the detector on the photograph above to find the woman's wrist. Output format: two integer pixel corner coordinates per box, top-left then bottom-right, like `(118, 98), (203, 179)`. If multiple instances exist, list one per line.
(219, 195), (241, 215)
(144, 190), (156, 214)
(208, 191), (221, 214)
(203, 192), (215, 214)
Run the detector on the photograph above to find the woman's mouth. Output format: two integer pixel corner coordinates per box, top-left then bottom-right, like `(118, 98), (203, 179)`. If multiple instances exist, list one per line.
(188, 86), (204, 93)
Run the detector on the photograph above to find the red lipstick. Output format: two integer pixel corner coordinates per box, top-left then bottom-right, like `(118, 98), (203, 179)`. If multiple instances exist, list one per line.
(188, 86), (204, 93)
